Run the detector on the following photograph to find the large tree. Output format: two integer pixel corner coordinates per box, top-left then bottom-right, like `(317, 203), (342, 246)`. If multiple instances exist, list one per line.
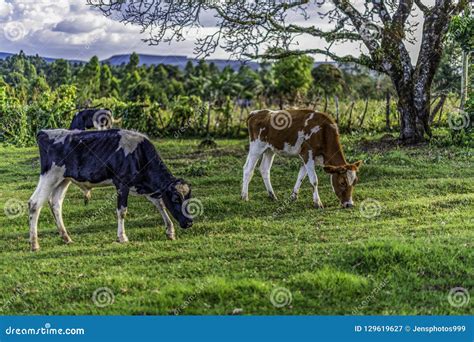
(89, 0), (468, 143)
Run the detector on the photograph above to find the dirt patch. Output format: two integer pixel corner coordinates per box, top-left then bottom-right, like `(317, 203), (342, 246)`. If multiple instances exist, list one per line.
(357, 134), (400, 152)
(167, 147), (247, 160)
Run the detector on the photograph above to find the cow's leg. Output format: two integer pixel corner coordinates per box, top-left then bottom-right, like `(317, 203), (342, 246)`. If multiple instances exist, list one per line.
(303, 153), (323, 209)
(83, 190), (91, 205)
(48, 179), (72, 244)
(291, 164), (307, 201)
(116, 187), (130, 243)
(241, 142), (266, 201)
(259, 149), (277, 200)
(28, 172), (63, 251)
(301, 150), (323, 208)
(76, 184), (91, 205)
(146, 196), (175, 240)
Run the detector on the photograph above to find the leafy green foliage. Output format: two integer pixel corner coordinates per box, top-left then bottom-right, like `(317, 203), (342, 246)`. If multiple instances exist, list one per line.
(449, 11), (474, 52)
(273, 55), (314, 106)
(0, 50), (464, 146)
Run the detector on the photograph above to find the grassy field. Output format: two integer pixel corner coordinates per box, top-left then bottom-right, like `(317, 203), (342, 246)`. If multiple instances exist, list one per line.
(0, 133), (473, 315)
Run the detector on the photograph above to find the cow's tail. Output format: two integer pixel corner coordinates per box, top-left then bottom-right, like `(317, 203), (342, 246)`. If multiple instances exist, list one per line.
(36, 131), (51, 175)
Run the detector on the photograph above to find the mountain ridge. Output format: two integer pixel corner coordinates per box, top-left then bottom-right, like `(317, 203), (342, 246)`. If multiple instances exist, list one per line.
(0, 51), (261, 70)
(0, 51), (335, 70)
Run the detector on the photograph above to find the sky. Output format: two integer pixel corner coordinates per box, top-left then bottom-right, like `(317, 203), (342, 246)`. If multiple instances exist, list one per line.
(0, 0), (425, 62)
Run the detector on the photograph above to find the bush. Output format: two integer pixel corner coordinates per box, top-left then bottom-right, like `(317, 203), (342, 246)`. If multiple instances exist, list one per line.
(0, 85), (76, 146)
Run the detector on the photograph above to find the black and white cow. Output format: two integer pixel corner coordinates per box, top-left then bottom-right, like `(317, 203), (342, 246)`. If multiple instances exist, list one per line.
(28, 129), (193, 251)
(69, 108), (117, 204)
(69, 108), (116, 130)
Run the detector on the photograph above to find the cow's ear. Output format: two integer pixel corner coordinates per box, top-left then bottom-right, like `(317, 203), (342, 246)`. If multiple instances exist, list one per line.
(323, 165), (345, 174)
(352, 160), (363, 170)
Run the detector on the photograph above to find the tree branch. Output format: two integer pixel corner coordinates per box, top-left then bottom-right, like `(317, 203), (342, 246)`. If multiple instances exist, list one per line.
(413, 0), (430, 14)
(246, 48), (379, 71)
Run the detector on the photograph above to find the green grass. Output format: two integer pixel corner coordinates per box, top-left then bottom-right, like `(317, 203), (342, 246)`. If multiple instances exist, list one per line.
(0, 135), (473, 315)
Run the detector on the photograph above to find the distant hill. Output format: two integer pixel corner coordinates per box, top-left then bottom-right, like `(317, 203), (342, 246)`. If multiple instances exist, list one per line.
(0, 52), (14, 60)
(102, 53), (260, 70)
(0, 51), (261, 70)
(0, 51), (342, 72)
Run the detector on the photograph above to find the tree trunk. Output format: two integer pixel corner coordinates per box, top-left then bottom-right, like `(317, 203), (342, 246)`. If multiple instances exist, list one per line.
(381, 0), (449, 144)
(429, 94), (447, 124)
(460, 51), (468, 110)
(437, 99), (445, 126)
(236, 105), (245, 136)
(358, 97), (369, 128)
(334, 95), (339, 124)
(346, 101), (354, 131)
(390, 64), (433, 144)
(324, 94), (328, 112)
(385, 91), (391, 131)
(312, 96), (320, 110)
(397, 88), (430, 144)
(206, 100), (212, 136)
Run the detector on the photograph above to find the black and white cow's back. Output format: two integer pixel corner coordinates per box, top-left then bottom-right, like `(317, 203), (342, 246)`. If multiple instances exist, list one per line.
(37, 129), (160, 192)
(29, 129), (193, 251)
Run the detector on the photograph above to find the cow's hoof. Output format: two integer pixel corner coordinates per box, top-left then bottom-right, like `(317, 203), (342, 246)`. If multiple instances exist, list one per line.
(268, 192), (278, 201)
(31, 243), (40, 252)
(290, 192), (298, 201)
(118, 236), (129, 243)
(62, 236), (73, 244)
(313, 201), (324, 209)
(167, 234), (176, 241)
(241, 194), (249, 201)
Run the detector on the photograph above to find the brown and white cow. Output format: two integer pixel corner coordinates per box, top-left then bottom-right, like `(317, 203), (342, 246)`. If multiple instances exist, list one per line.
(241, 109), (362, 208)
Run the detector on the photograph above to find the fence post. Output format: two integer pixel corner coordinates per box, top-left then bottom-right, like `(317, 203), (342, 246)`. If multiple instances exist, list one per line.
(385, 91), (391, 131)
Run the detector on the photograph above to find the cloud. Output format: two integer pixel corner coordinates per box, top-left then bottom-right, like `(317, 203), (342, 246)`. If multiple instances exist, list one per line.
(0, 0), (151, 59)
(53, 16), (106, 34)
(0, 0), (12, 19)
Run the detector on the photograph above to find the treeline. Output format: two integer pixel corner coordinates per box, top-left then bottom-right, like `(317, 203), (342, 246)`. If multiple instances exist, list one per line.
(0, 50), (461, 146)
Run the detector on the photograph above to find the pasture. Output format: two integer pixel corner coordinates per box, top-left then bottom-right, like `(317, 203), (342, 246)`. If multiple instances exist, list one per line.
(0, 133), (473, 315)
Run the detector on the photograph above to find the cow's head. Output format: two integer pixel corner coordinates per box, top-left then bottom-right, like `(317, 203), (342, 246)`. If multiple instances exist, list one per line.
(162, 179), (193, 229)
(323, 161), (362, 208)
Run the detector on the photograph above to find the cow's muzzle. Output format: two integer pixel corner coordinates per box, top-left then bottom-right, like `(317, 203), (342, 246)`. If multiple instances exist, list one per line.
(180, 220), (193, 229)
(342, 201), (354, 209)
